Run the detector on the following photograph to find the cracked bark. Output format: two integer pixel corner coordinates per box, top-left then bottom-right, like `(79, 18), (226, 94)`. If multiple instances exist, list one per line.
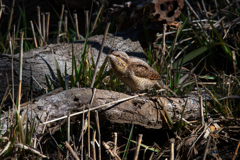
(1, 88), (203, 134)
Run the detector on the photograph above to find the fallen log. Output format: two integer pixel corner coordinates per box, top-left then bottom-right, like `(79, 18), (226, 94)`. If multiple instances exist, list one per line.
(1, 88), (203, 134)
(0, 34), (145, 100)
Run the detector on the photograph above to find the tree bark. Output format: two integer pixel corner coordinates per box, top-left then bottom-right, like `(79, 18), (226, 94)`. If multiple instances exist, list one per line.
(1, 88), (203, 134)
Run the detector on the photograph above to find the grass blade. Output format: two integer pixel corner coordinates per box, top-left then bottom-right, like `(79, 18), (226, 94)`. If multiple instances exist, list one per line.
(174, 42), (225, 68)
(122, 124), (134, 160)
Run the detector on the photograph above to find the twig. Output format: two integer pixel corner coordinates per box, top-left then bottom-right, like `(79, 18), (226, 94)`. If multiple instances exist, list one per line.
(65, 142), (80, 160)
(12, 25), (15, 53)
(30, 21), (38, 48)
(86, 154), (94, 160)
(187, 6), (191, 21)
(113, 132), (117, 154)
(170, 24), (181, 68)
(74, 14), (80, 40)
(17, 32), (24, 113)
(81, 105), (85, 160)
(202, 85), (224, 107)
(8, 101), (10, 129)
(0, 141), (11, 156)
(87, 104), (91, 156)
(133, 134), (143, 160)
(157, 28), (192, 37)
(194, 74), (200, 96)
(88, 0), (94, 35)
(171, 24), (181, 53)
(201, 0), (209, 18)
(232, 138), (240, 160)
(176, 115), (192, 126)
(64, 10), (68, 40)
(0, 0), (4, 20)
(213, 16), (226, 28)
(72, 135), (77, 152)
(202, 136), (211, 160)
(11, 37), (32, 41)
(149, 152), (154, 160)
(169, 138), (175, 160)
(7, 0), (15, 41)
(92, 130), (96, 160)
(85, 10), (89, 37)
(196, 2), (203, 15)
(88, 88), (97, 156)
(214, 0), (220, 20)
(60, 5), (65, 30)
(90, 22), (111, 88)
(160, 23), (167, 78)
(91, 141), (96, 160)
(37, 6), (42, 46)
(77, 117), (87, 149)
(196, 22), (210, 43)
(219, 134), (239, 142)
(232, 51), (237, 76)
(33, 137), (37, 148)
(90, 5), (103, 35)
(184, 0), (200, 19)
(162, 24), (167, 56)
(49, 128), (66, 154)
(9, 38), (14, 103)
(102, 142), (121, 160)
(42, 12), (46, 45)
(168, 40), (195, 68)
(95, 110), (101, 160)
(57, 21), (61, 43)
(187, 122), (212, 156)
(235, 0), (240, 9)
(31, 76), (43, 89)
(15, 143), (48, 158)
(41, 113), (49, 134)
(46, 12), (50, 43)
(67, 111), (70, 160)
(199, 96), (204, 126)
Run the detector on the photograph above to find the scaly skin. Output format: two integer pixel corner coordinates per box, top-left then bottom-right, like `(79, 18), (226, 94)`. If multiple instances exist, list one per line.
(108, 51), (177, 97)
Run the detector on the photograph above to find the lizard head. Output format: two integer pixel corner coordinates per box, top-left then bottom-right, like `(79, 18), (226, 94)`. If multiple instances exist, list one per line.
(108, 51), (129, 74)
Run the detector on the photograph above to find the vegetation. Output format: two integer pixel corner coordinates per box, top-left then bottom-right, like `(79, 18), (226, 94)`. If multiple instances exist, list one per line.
(0, 0), (240, 159)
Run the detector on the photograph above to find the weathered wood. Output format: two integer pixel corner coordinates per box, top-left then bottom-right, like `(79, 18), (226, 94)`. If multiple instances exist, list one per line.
(0, 34), (145, 100)
(1, 88), (203, 134)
